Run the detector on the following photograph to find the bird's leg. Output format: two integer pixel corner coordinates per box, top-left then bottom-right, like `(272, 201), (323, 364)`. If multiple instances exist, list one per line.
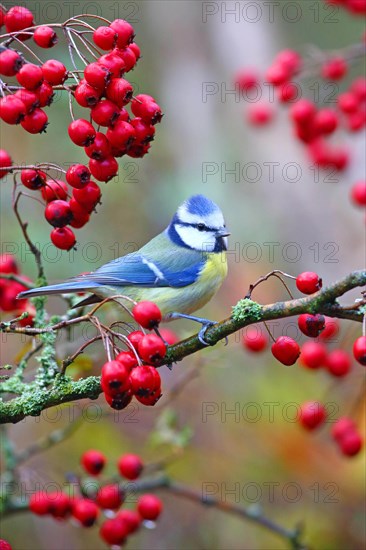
(166, 312), (217, 346)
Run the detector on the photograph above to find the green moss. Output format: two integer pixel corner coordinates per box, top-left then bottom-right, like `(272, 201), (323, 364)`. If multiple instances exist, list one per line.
(232, 299), (262, 322)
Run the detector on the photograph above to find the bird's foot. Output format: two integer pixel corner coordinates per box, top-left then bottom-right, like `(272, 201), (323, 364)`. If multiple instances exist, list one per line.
(167, 312), (217, 346)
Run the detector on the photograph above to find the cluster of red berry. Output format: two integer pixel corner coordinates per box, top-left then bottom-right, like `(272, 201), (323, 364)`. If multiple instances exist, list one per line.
(235, 2), (365, 214)
(28, 450), (163, 547)
(0, 6), (162, 250)
(101, 301), (178, 409)
(0, 254), (35, 326)
(242, 271), (365, 456)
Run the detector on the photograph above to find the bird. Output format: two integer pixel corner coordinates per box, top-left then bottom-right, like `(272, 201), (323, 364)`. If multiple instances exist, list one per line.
(18, 194), (230, 343)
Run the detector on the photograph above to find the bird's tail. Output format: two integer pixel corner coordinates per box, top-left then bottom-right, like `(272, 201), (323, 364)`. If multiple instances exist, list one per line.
(17, 281), (97, 300)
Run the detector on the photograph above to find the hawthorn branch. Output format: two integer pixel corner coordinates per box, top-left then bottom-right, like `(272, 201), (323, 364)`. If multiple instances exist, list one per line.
(0, 270), (364, 424)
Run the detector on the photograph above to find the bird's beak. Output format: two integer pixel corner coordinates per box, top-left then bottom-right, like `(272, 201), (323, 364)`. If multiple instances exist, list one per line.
(217, 228), (231, 237)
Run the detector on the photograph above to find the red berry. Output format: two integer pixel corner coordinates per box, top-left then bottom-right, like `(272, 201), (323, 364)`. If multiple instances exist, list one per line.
(318, 316), (340, 341)
(93, 26), (117, 50)
(278, 82), (299, 103)
(48, 492), (72, 519)
(72, 181), (101, 211)
(66, 164), (91, 189)
(340, 431), (363, 456)
(265, 63), (290, 86)
(322, 57), (347, 80)
(0, 95), (26, 124)
(290, 99), (316, 125)
(99, 52), (125, 78)
(353, 336), (366, 365)
(138, 334), (166, 364)
(45, 200), (72, 228)
(84, 62), (111, 90)
(101, 360), (130, 396)
(326, 349), (352, 377)
(234, 69), (259, 91)
(16, 63), (43, 90)
(271, 336), (301, 366)
(296, 272), (322, 294)
(128, 143), (151, 160)
(0, 540), (12, 550)
(0, 254), (17, 274)
(129, 42), (141, 61)
(33, 26), (58, 48)
(21, 169), (46, 190)
(35, 81), (54, 107)
(106, 120), (136, 150)
(0, 49), (24, 76)
(135, 388), (162, 406)
(1, 281), (28, 311)
(247, 103), (274, 126)
(299, 401), (326, 430)
(69, 198), (90, 229)
(137, 494), (162, 520)
(89, 156), (118, 182)
(116, 46), (137, 72)
(298, 313), (325, 338)
(20, 108), (48, 133)
(117, 453), (144, 480)
(104, 390), (133, 410)
(132, 301), (162, 329)
(81, 449), (106, 475)
(131, 95), (163, 124)
(347, 110), (366, 132)
(110, 19), (135, 48)
(5, 6), (34, 38)
(331, 417), (356, 441)
(84, 132), (111, 160)
(351, 77), (366, 101)
(338, 92), (358, 113)
(242, 327), (268, 352)
(91, 99), (120, 127)
(14, 89), (39, 113)
(130, 117), (155, 145)
(330, 147), (350, 171)
(158, 328), (178, 345)
(0, 149), (12, 179)
(127, 330), (144, 349)
(100, 518), (129, 545)
(116, 509), (141, 533)
(72, 498), (99, 527)
(115, 350), (138, 371)
(42, 179), (68, 202)
(42, 59), (67, 85)
(96, 484), (124, 510)
(314, 109), (338, 135)
(129, 365), (161, 397)
(29, 492), (51, 516)
(50, 227), (76, 250)
(350, 180), (366, 207)
(106, 77), (133, 107)
(275, 49), (302, 73)
(68, 119), (96, 147)
(74, 79), (102, 108)
(300, 341), (327, 369)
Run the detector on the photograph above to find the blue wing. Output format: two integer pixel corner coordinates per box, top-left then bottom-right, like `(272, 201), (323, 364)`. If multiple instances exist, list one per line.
(72, 251), (204, 288)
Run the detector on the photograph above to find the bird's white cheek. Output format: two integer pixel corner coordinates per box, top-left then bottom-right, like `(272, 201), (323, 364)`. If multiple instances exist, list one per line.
(175, 225), (215, 251)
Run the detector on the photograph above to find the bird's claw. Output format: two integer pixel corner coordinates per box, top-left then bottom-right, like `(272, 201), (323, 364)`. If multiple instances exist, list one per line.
(198, 321), (217, 346)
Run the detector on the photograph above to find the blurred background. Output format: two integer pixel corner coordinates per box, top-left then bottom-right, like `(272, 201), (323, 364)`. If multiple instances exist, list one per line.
(1, 1), (365, 549)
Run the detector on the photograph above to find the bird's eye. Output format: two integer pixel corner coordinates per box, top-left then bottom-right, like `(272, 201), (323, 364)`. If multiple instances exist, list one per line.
(197, 223), (205, 231)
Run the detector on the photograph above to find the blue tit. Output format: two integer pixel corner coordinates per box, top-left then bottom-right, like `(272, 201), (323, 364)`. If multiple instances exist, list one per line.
(18, 195), (229, 341)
